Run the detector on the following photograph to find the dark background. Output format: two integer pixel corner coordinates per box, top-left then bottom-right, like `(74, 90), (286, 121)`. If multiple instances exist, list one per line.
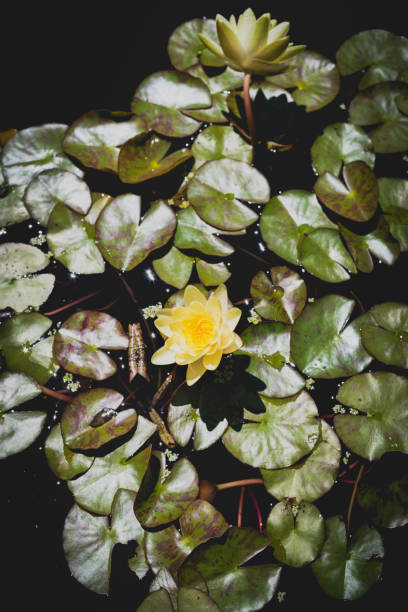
(1, 2), (407, 610)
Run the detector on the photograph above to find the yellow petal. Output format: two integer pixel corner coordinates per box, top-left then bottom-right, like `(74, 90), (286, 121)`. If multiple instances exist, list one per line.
(223, 332), (243, 353)
(186, 358), (206, 386)
(203, 349), (223, 370)
(213, 284), (228, 313)
(226, 307), (241, 331)
(154, 315), (173, 337)
(184, 285), (207, 307)
(151, 345), (176, 365)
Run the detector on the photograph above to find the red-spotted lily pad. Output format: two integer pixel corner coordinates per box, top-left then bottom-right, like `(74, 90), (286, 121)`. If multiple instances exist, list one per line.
(378, 177), (408, 251)
(131, 71), (211, 138)
(237, 321), (305, 398)
(181, 527), (281, 611)
(339, 217), (400, 272)
(0, 371), (41, 412)
(153, 246), (194, 289)
(144, 500), (229, 574)
(167, 18), (226, 70)
(312, 517), (383, 600)
(174, 206), (236, 257)
(360, 302), (408, 368)
(299, 227), (357, 282)
(45, 424), (94, 480)
(118, 134), (192, 184)
(24, 169), (92, 226)
(68, 418), (156, 514)
(134, 453), (199, 528)
(0, 242), (54, 312)
(223, 391), (320, 470)
(53, 310), (128, 380)
(192, 125), (252, 170)
(63, 489), (144, 594)
(291, 295), (373, 378)
(62, 110), (147, 172)
(334, 372), (408, 460)
(261, 420), (341, 502)
(260, 190), (336, 265)
(187, 158), (269, 231)
(250, 267), (306, 324)
(311, 123), (375, 177)
(266, 51), (340, 111)
(61, 388), (137, 450)
(266, 501), (325, 567)
(349, 82), (408, 153)
(314, 161), (378, 222)
(96, 196), (176, 271)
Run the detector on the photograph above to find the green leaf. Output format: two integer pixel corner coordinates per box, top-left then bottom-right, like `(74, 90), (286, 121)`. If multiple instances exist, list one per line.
(0, 185), (29, 227)
(250, 267), (306, 324)
(192, 125), (252, 170)
(0, 371), (41, 413)
(168, 18), (226, 70)
(196, 259), (231, 286)
(334, 372), (408, 460)
(53, 310), (128, 380)
(358, 464), (408, 528)
(45, 424), (94, 480)
(312, 517), (383, 600)
(223, 391), (320, 469)
(174, 206), (235, 257)
(299, 227), (357, 282)
(378, 177), (408, 251)
(178, 587), (220, 612)
(153, 246), (194, 289)
(136, 589), (173, 611)
(0, 410), (47, 459)
(339, 217), (400, 272)
(266, 501), (325, 567)
(0, 312), (51, 348)
(291, 295), (373, 378)
(96, 196), (176, 271)
(360, 302), (408, 368)
(261, 420), (341, 502)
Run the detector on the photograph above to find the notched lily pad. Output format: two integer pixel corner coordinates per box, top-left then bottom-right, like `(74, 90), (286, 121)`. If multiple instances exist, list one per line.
(45, 424), (94, 480)
(196, 259), (231, 286)
(250, 267), (306, 324)
(360, 302), (408, 368)
(299, 227), (357, 282)
(0, 410), (47, 459)
(168, 18), (226, 70)
(153, 246), (194, 289)
(0, 371), (41, 412)
(339, 217), (400, 272)
(192, 125), (252, 170)
(0, 184), (29, 226)
(174, 206), (236, 257)
(378, 177), (408, 251)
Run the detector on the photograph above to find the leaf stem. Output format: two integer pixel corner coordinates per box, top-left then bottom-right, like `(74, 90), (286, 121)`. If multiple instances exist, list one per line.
(349, 290), (365, 314)
(243, 73), (255, 144)
(39, 385), (72, 402)
(217, 478), (264, 491)
(248, 488), (263, 532)
(347, 464), (364, 531)
(237, 486), (245, 528)
(236, 245), (272, 267)
(43, 290), (101, 316)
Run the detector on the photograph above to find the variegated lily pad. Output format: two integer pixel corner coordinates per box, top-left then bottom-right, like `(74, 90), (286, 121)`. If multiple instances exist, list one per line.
(186, 64), (244, 122)
(360, 302), (408, 368)
(250, 267), (306, 324)
(153, 246), (194, 289)
(45, 424), (94, 480)
(174, 206), (236, 257)
(378, 177), (408, 251)
(192, 125), (252, 170)
(339, 217), (400, 272)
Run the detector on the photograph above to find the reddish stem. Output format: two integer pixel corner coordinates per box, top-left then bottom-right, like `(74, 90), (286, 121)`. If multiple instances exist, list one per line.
(43, 290), (101, 316)
(248, 489), (263, 532)
(341, 479), (356, 484)
(237, 487), (245, 528)
(40, 385), (72, 402)
(243, 73), (255, 144)
(347, 464), (365, 531)
(320, 414), (335, 419)
(97, 296), (120, 311)
(237, 246), (272, 267)
(217, 478), (264, 491)
(348, 459), (360, 471)
(349, 290), (365, 314)
(234, 298), (252, 306)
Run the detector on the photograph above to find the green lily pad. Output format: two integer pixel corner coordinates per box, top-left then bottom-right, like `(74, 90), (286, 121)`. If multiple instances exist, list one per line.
(310, 123), (375, 177)
(85, 193), (113, 227)
(349, 82), (408, 153)
(378, 177), (408, 251)
(47, 203), (105, 274)
(261, 420), (341, 502)
(0, 410), (47, 459)
(358, 466), (408, 528)
(118, 134), (192, 184)
(62, 110), (146, 173)
(177, 587), (220, 612)
(0, 312), (51, 348)
(134, 453), (199, 528)
(153, 246), (194, 289)
(131, 71), (211, 138)
(53, 310), (128, 380)
(182, 527), (281, 612)
(196, 259), (231, 286)
(68, 418), (155, 514)
(237, 322), (305, 398)
(174, 206), (235, 257)
(186, 64), (244, 123)
(63, 489), (143, 594)
(144, 499), (229, 574)
(339, 217), (400, 272)
(61, 388), (137, 450)
(150, 568), (179, 604)
(137, 589), (173, 611)
(1, 123), (82, 186)
(336, 29), (408, 89)
(299, 227), (357, 282)
(223, 391), (320, 469)
(291, 295), (373, 378)
(0, 185), (29, 226)
(260, 190), (336, 265)
(192, 126), (252, 170)
(312, 517), (383, 600)
(96, 196), (176, 271)
(129, 544), (150, 581)
(24, 169), (92, 226)
(168, 18), (226, 70)
(0, 242), (54, 312)
(334, 372), (408, 460)
(266, 501), (325, 567)
(45, 424), (94, 480)
(187, 159), (269, 231)
(0, 371), (41, 412)
(266, 51), (340, 112)
(360, 302), (408, 368)
(250, 267), (306, 324)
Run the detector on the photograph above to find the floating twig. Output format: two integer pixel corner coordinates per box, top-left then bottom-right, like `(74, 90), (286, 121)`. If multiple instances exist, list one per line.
(128, 323), (150, 382)
(151, 367), (177, 409)
(148, 407), (176, 448)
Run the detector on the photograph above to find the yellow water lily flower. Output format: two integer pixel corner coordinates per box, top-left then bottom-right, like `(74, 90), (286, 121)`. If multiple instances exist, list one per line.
(151, 284), (242, 386)
(199, 8), (305, 75)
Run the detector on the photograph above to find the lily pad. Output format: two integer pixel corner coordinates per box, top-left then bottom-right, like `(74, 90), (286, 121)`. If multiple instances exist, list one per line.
(266, 51), (340, 112)
(196, 259), (231, 286)
(153, 246), (194, 289)
(260, 190), (336, 265)
(62, 110), (146, 173)
(24, 169), (92, 226)
(250, 267), (306, 324)
(237, 322), (305, 398)
(96, 196), (176, 271)
(223, 391), (320, 470)
(310, 123), (375, 177)
(61, 388), (137, 450)
(174, 206), (235, 257)
(261, 420), (341, 502)
(186, 64), (244, 122)
(168, 18), (226, 70)
(53, 310), (128, 380)
(334, 372), (408, 460)
(0, 371), (41, 412)
(0, 184), (29, 226)
(312, 517), (383, 600)
(291, 295), (373, 378)
(360, 302), (408, 368)
(339, 217), (400, 272)
(187, 159), (269, 231)
(266, 501), (325, 567)
(0, 242), (54, 312)
(378, 177), (408, 251)
(134, 453), (199, 528)
(137, 589), (173, 611)
(299, 227), (357, 282)
(68, 419), (155, 514)
(45, 424), (94, 480)
(0, 410), (47, 459)
(144, 499), (229, 574)
(358, 467), (408, 528)
(182, 527), (281, 612)
(131, 71), (211, 138)
(349, 82), (408, 153)
(192, 126), (252, 170)
(0, 312), (51, 348)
